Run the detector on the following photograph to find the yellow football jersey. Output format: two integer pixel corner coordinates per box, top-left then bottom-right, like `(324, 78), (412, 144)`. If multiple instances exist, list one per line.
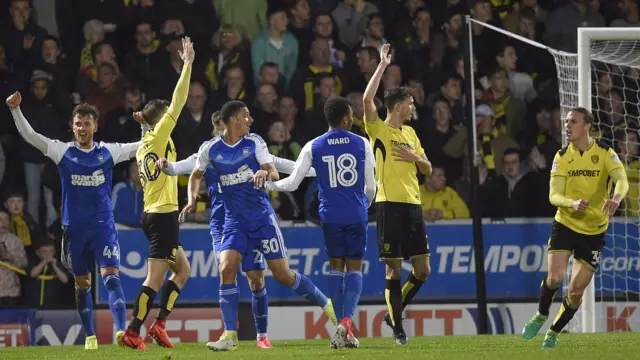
(550, 139), (624, 235)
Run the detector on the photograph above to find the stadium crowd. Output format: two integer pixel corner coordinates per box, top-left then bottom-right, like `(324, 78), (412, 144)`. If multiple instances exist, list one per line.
(0, 0), (638, 308)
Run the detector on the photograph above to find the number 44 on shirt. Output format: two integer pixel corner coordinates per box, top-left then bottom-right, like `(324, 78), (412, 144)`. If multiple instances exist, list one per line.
(103, 245), (120, 260)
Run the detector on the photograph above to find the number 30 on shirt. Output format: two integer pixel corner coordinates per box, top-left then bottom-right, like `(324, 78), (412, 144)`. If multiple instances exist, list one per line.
(322, 154), (358, 188)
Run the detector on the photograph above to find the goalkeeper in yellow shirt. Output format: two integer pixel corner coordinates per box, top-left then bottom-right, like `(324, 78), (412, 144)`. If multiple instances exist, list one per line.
(522, 108), (629, 349)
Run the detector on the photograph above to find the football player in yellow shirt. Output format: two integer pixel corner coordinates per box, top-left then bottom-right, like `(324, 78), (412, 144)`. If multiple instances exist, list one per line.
(522, 107), (629, 349)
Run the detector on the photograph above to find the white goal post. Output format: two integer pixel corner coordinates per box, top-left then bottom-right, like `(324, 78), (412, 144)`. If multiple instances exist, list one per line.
(466, 18), (640, 334)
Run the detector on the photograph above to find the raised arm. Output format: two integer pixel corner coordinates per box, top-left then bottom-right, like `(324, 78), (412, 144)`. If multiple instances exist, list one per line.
(7, 93), (51, 155)
(364, 140), (376, 208)
(273, 155), (316, 177)
(363, 44), (391, 123)
(268, 142), (313, 192)
(166, 37), (195, 120)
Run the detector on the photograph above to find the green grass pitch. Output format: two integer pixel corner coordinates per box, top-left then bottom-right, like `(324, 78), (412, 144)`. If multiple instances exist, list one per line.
(2, 333), (639, 360)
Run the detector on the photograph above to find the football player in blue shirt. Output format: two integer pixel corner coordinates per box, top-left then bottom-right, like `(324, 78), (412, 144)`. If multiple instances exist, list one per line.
(184, 100), (337, 351)
(7, 92), (144, 349)
(267, 97), (376, 349)
(157, 111), (315, 349)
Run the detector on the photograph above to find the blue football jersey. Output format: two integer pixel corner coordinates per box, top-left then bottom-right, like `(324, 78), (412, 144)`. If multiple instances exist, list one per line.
(203, 164), (225, 235)
(268, 129), (376, 225)
(196, 134), (274, 224)
(46, 140), (138, 226)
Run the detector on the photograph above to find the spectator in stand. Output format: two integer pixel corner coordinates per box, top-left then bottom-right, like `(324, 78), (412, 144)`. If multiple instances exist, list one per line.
(2, 0), (48, 76)
(611, 0), (640, 27)
(311, 13), (350, 70)
(199, 24), (251, 93)
(358, 13), (391, 55)
(209, 65), (251, 111)
(495, 44), (537, 103)
(251, 83), (279, 138)
(159, 0), (219, 47)
(102, 86), (145, 144)
(174, 82), (213, 158)
(213, 0), (268, 40)
(420, 166), (469, 221)
(618, 129), (640, 217)
(480, 67), (527, 139)
(85, 63), (124, 126)
(251, 7), (299, 89)
(470, 0), (502, 74)
(124, 22), (161, 95)
(277, 96), (305, 142)
(289, 0), (314, 65)
(346, 92), (366, 137)
(442, 10), (464, 60)
(423, 99), (462, 184)
(481, 147), (548, 217)
(5, 191), (42, 258)
(30, 36), (74, 95)
(0, 210), (27, 307)
(77, 42), (120, 98)
(0, 144), (5, 187)
(428, 74), (464, 125)
(301, 73), (337, 138)
(331, 0), (379, 48)
(401, 7), (432, 80)
(544, 0), (605, 53)
(351, 46), (379, 93)
(25, 239), (69, 308)
(112, 161), (144, 228)
(503, 0), (547, 33)
(20, 72), (63, 226)
(79, 20), (106, 72)
(444, 104), (519, 177)
(257, 62), (286, 95)
(290, 39), (344, 112)
(267, 120), (301, 161)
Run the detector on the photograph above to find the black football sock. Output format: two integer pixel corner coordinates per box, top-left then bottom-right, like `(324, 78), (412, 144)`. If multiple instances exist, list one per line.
(157, 280), (181, 321)
(537, 279), (559, 316)
(385, 277), (404, 334)
(128, 286), (157, 333)
(401, 273), (425, 310)
(550, 297), (580, 333)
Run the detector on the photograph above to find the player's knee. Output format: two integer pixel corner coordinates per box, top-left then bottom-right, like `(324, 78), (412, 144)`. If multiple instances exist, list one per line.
(413, 266), (430, 281)
(329, 257), (345, 271)
(547, 273), (564, 288)
(385, 262), (402, 278)
(219, 263), (237, 284)
(246, 271), (265, 291)
(272, 267), (295, 286)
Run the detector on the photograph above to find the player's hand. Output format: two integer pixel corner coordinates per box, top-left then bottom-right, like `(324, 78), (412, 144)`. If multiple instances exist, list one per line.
(132, 111), (147, 125)
(179, 37), (195, 65)
(392, 144), (420, 163)
(250, 170), (268, 189)
(602, 198), (621, 218)
(380, 43), (392, 65)
(156, 158), (169, 172)
(179, 202), (196, 223)
(571, 199), (589, 212)
(50, 257), (57, 265)
(6, 92), (22, 109)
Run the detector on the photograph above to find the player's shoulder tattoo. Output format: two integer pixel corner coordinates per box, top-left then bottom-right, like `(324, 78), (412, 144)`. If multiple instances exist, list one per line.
(558, 145), (569, 157)
(595, 139), (611, 151)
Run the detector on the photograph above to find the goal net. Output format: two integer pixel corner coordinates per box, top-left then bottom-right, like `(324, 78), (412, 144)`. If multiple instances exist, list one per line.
(467, 20), (640, 333)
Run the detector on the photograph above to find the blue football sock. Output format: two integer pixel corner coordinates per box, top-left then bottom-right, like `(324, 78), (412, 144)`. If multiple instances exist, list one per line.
(75, 286), (96, 337)
(219, 283), (239, 331)
(103, 274), (127, 331)
(328, 270), (345, 320)
(252, 287), (269, 336)
(343, 270), (363, 319)
(289, 272), (328, 308)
